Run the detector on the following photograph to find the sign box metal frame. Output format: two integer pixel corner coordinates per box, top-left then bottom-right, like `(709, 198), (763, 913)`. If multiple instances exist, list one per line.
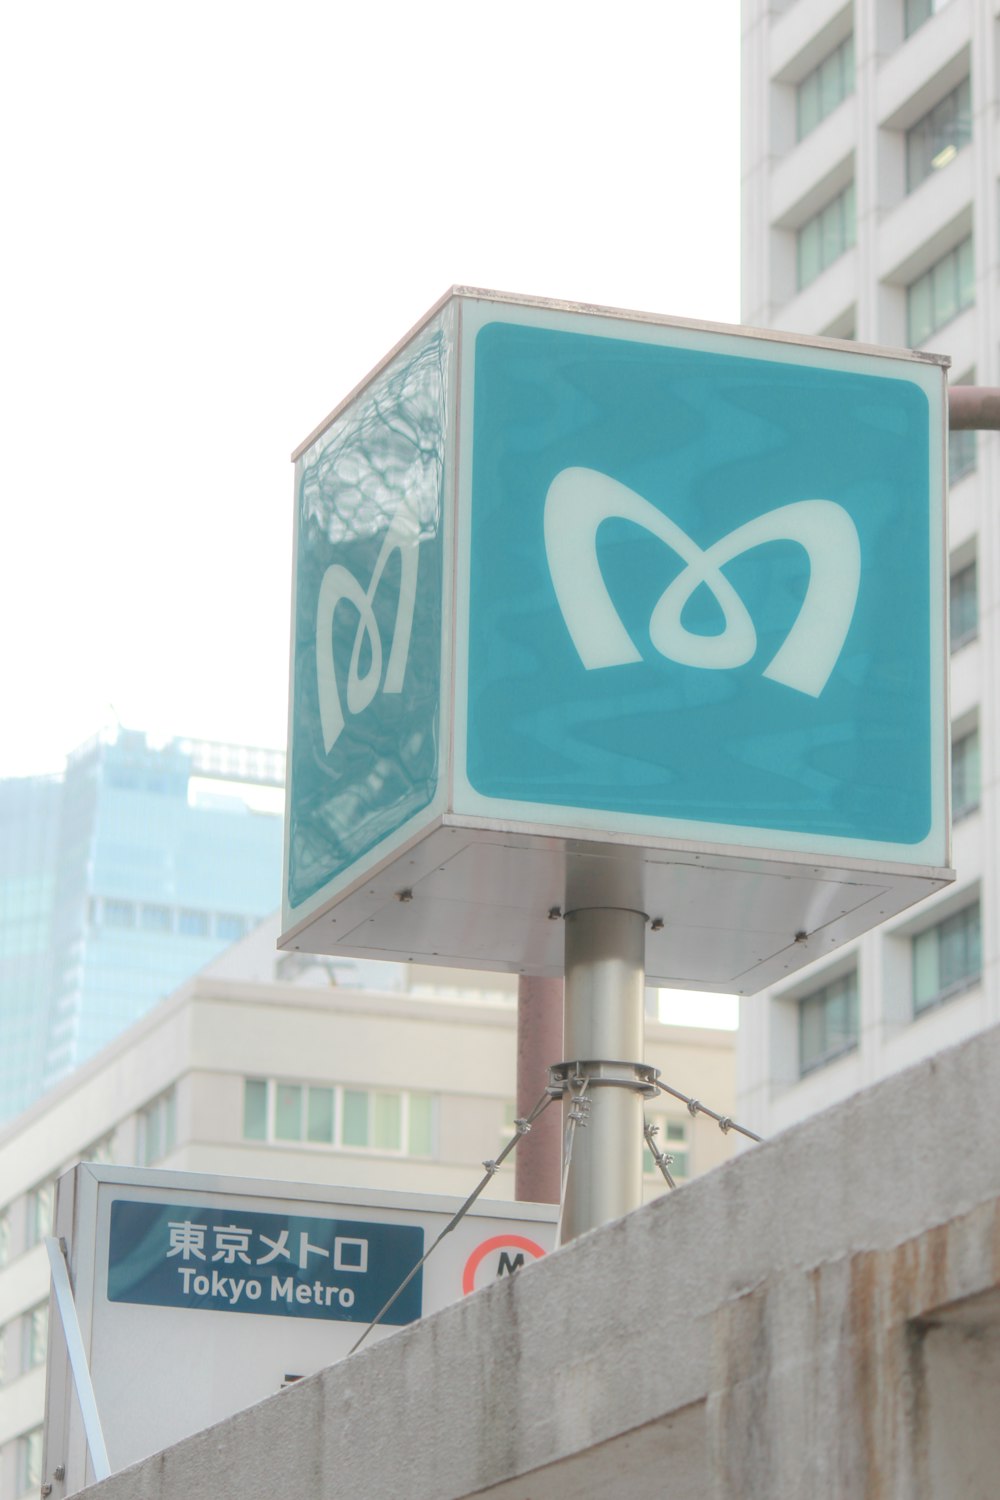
(43, 1164), (556, 1491)
(281, 288), (953, 994)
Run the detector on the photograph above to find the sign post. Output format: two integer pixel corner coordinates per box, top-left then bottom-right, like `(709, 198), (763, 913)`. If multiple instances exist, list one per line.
(282, 288), (953, 1240)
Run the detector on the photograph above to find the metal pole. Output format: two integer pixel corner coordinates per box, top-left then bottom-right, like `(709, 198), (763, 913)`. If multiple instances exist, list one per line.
(515, 975), (563, 1204)
(560, 906), (646, 1243)
(948, 385), (1000, 429)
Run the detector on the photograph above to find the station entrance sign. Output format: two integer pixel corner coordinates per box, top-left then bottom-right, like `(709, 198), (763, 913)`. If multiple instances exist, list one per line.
(44, 1165), (556, 1491)
(281, 289), (953, 992)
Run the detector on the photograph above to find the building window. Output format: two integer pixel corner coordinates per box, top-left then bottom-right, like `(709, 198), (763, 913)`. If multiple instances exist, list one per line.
(178, 909), (209, 937)
(913, 902), (981, 1014)
(138, 1089), (177, 1165)
(797, 182), (856, 291)
(103, 898), (136, 928)
(27, 1179), (55, 1248)
(242, 1078), (436, 1157)
(799, 971), (859, 1075)
(21, 1302), (48, 1372)
(950, 560), (978, 649)
(952, 726), (980, 819)
(949, 427), (977, 485)
(906, 77), (971, 193)
(796, 34), (854, 141)
(216, 913), (247, 943)
(0, 1321), (7, 1386)
(905, 0), (950, 39)
(140, 903), (173, 933)
(84, 1134), (115, 1165)
(907, 236), (973, 345)
(643, 1114), (690, 1179)
(17, 1427), (43, 1497)
(0, 1207), (9, 1269)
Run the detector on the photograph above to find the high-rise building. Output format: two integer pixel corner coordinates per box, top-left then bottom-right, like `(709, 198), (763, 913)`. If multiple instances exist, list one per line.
(739, 0), (998, 1134)
(0, 729), (284, 1123)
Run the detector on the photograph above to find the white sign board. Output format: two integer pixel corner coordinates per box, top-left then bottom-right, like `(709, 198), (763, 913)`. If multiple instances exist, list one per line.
(43, 1164), (556, 1492)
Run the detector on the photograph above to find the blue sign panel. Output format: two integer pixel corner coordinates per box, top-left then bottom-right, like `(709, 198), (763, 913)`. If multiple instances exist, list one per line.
(286, 312), (451, 913)
(107, 1201), (423, 1325)
(464, 319), (939, 849)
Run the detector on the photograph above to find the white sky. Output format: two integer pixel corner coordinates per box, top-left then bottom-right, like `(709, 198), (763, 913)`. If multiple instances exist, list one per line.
(1, 1), (741, 780)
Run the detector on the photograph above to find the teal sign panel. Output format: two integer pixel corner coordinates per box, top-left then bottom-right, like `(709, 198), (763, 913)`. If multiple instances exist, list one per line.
(286, 315), (451, 911)
(107, 1200), (423, 1325)
(463, 319), (940, 849)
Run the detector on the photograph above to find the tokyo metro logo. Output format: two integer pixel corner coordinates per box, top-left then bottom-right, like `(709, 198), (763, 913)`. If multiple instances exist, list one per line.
(544, 468), (861, 698)
(315, 508), (420, 754)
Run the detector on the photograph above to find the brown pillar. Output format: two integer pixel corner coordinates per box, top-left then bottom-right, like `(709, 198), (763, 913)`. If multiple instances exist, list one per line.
(514, 975), (563, 1203)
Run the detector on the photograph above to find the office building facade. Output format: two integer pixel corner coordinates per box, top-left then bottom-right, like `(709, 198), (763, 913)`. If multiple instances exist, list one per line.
(0, 729), (284, 1123)
(739, 0), (999, 1133)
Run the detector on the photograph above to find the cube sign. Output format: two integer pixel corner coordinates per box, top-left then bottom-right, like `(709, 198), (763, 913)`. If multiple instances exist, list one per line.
(281, 290), (952, 992)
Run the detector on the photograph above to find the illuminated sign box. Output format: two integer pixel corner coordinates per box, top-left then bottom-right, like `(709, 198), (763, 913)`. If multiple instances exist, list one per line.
(281, 289), (952, 993)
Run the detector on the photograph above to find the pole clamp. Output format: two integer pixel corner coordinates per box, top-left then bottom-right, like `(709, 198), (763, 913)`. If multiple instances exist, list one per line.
(548, 1059), (661, 1098)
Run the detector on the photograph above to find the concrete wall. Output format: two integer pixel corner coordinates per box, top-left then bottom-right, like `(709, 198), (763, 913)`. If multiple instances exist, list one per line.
(75, 1020), (1000, 1500)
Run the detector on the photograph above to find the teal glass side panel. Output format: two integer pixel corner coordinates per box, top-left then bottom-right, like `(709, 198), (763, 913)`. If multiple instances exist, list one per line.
(287, 320), (449, 909)
(467, 322), (934, 847)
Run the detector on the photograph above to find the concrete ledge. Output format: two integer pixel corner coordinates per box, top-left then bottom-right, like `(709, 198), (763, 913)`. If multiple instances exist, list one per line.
(81, 1022), (1000, 1499)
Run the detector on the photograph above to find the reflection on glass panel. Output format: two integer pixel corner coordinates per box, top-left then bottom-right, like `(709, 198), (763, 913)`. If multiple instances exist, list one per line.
(274, 1084), (303, 1140)
(913, 903), (980, 1013)
(29, 1180), (54, 1246)
(243, 1079), (268, 1140)
(342, 1090), (369, 1147)
(905, 0), (949, 39)
(17, 1427), (43, 1497)
(307, 1087), (334, 1144)
(950, 561), (978, 648)
(104, 899), (135, 928)
(797, 35), (854, 141)
(374, 1092), (402, 1150)
(799, 971), (859, 1074)
(141, 904), (172, 932)
(952, 728), (980, 818)
(949, 428), (977, 485)
(797, 182), (855, 291)
(906, 77), (971, 192)
(907, 237), (974, 345)
(407, 1094), (434, 1156)
(24, 1303), (48, 1370)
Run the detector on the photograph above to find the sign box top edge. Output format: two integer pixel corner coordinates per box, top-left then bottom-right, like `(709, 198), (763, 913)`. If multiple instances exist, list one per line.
(291, 285), (949, 463)
(68, 1161), (559, 1223)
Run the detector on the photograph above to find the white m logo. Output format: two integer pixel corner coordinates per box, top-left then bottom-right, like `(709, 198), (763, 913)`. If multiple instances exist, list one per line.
(544, 468), (861, 698)
(315, 513), (420, 753)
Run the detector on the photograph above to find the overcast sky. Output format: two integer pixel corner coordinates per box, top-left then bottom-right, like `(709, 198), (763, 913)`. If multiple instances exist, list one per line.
(1, 1), (740, 779)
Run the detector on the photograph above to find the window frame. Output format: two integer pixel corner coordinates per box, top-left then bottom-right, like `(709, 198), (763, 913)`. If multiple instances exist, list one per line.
(907, 236), (974, 346)
(798, 969), (860, 1076)
(912, 901), (981, 1016)
(951, 723), (980, 821)
(797, 180), (856, 291)
(243, 1078), (437, 1158)
(950, 558), (978, 651)
(905, 75), (971, 194)
(796, 34), (855, 142)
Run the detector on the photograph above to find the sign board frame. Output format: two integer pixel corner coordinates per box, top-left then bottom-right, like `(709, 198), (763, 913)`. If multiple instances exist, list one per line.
(281, 288), (953, 994)
(42, 1164), (556, 1492)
